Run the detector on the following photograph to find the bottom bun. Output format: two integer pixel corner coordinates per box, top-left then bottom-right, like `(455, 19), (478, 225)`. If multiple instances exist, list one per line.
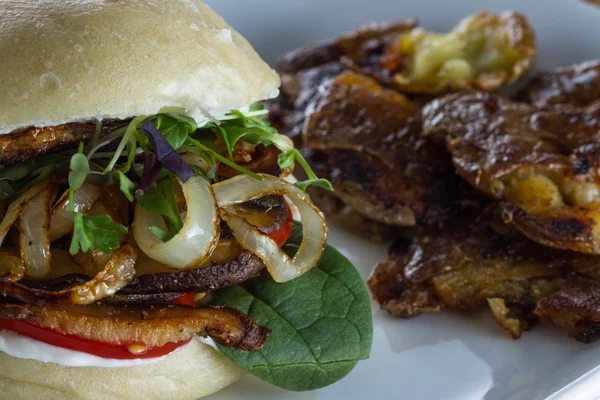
(0, 339), (242, 400)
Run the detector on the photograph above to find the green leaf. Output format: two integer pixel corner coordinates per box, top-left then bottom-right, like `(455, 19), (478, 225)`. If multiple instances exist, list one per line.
(68, 153), (91, 190)
(249, 102), (264, 112)
(277, 149), (296, 170)
(186, 137), (263, 181)
(136, 176), (183, 238)
(149, 226), (173, 241)
(69, 213), (128, 255)
(155, 114), (196, 150)
(111, 171), (137, 202)
(295, 178), (334, 192)
(211, 222), (373, 392)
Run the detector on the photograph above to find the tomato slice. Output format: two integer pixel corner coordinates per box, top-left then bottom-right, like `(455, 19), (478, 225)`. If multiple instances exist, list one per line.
(0, 318), (191, 359)
(170, 293), (196, 307)
(268, 205), (293, 247)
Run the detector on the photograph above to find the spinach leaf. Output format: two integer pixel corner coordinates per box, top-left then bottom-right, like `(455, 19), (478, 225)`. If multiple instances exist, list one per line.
(211, 222), (373, 391)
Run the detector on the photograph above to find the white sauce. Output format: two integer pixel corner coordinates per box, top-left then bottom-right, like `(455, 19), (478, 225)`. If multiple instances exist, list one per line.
(0, 330), (215, 368)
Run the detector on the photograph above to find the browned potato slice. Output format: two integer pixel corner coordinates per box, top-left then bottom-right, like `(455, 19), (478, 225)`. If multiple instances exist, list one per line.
(422, 91), (600, 254)
(368, 199), (600, 341)
(303, 71), (451, 226)
(366, 11), (536, 94)
(277, 20), (417, 74)
(518, 60), (600, 109)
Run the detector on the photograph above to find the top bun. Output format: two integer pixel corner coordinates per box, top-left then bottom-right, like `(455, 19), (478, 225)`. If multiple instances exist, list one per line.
(0, 0), (280, 134)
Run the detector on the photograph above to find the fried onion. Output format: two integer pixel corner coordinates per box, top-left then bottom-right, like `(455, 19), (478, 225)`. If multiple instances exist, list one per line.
(20, 185), (56, 278)
(213, 174), (326, 282)
(133, 176), (220, 269)
(49, 183), (102, 241)
(0, 242), (137, 305)
(0, 182), (51, 248)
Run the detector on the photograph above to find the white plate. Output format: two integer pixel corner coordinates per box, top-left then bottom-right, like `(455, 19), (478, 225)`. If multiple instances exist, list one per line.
(204, 1), (600, 399)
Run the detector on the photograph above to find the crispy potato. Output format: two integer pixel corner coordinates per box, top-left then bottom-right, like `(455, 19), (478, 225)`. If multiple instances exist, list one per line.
(518, 60), (600, 110)
(368, 200), (600, 341)
(270, 21), (418, 143)
(303, 71), (452, 226)
(354, 11), (536, 94)
(422, 91), (600, 254)
(277, 21), (417, 74)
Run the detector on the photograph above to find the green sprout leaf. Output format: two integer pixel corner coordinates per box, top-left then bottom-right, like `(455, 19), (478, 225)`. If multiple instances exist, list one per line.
(136, 176), (183, 239)
(70, 212), (128, 255)
(111, 171), (137, 202)
(68, 153), (91, 191)
(68, 189), (127, 255)
(148, 226), (173, 242)
(155, 114), (197, 150)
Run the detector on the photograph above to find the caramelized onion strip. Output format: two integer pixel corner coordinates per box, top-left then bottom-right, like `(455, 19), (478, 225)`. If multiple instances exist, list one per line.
(213, 174), (327, 282)
(20, 185), (56, 278)
(0, 182), (51, 247)
(0, 242), (137, 305)
(0, 254), (25, 282)
(133, 176), (220, 269)
(49, 183), (102, 241)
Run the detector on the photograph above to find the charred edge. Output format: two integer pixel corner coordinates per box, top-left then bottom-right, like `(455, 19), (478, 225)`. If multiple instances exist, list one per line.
(573, 154), (594, 175)
(98, 292), (186, 305)
(547, 217), (590, 238)
(504, 203), (591, 240)
(207, 306), (271, 351)
(572, 321), (600, 344)
(0, 280), (73, 307)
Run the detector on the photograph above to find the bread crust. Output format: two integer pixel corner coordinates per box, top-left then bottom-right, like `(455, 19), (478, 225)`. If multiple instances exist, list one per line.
(0, 0), (280, 134)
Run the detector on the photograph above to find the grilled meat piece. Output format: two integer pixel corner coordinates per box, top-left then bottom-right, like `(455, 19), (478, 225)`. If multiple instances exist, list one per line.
(303, 71), (451, 226)
(0, 120), (129, 165)
(518, 60), (600, 110)
(368, 199), (600, 341)
(422, 91), (600, 254)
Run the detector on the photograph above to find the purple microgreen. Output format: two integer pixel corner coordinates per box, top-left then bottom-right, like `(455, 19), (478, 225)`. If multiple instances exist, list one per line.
(137, 154), (163, 196)
(142, 121), (193, 183)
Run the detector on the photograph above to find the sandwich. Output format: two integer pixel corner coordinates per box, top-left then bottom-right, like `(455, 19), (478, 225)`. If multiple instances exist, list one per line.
(0, 1), (373, 399)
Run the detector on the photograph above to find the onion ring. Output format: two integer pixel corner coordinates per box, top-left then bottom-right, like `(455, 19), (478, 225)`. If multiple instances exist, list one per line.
(49, 183), (102, 241)
(0, 253), (25, 282)
(213, 174), (327, 282)
(0, 242), (137, 306)
(20, 185), (56, 278)
(133, 176), (220, 269)
(0, 181), (51, 247)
